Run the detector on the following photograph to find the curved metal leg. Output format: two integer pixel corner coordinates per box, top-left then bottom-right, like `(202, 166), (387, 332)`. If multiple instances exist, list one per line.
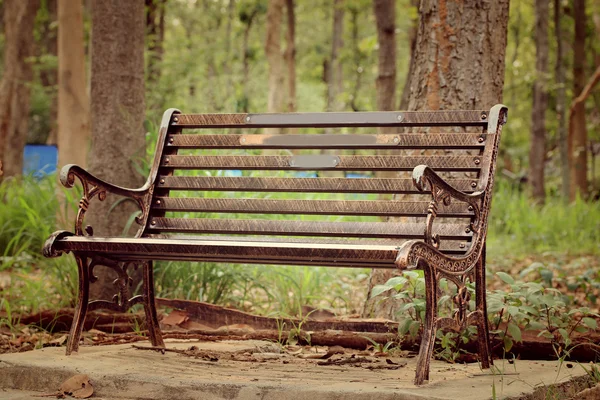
(143, 261), (164, 347)
(475, 246), (492, 368)
(66, 255), (90, 355)
(414, 261), (438, 385)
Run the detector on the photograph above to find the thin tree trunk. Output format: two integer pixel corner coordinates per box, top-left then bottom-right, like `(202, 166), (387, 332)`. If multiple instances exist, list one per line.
(555, 0), (569, 201)
(568, 0), (588, 200)
(399, 0), (419, 111)
(146, 0), (166, 86)
(265, 0), (285, 117)
(241, 8), (259, 113)
(88, 0), (146, 300)
(38, 0), (58, 146)
(326, 0), (344, 112)
(224, 0), (236, 109)
(57, 0), (91, 228)
(285, 0), (296, 113)
(362, 0), (398, 319)
(58, 0), (90, 169)
(529, 0), (549, 203)
(363, 0), (510, 320)
(0, 0), (40, 179)
(373, 0), (396, 112)
(349, 6), (363, 111)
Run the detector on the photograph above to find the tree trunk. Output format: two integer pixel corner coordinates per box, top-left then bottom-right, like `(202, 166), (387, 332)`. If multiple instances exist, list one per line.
(349, 6), (364, 111)
(363, 0), (510, 320)
(37, 0), (58, 146)
(326, 0), (344, 112)
(146, 0), (166, 86)
(554, 0), (569, 201)
(58, 0), (90, 170)
(373, 0), (396, 112)
(529, 0), (549, 203)
(57, 0), (91, 228)
(87, 0), (146, 300)
(399, 0), (419, 110)
(265, 0), (285, 117)
(0, 0), (40, 179)
(241, 7), (259, 113)
(285, 0), (296, 113)
(568, 0), (588, 201)
(362, 0), (399, 319)
(225, 0), (236, 109)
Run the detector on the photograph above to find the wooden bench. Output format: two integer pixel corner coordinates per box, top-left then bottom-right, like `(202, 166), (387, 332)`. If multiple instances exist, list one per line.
(43, 104), (508, 385)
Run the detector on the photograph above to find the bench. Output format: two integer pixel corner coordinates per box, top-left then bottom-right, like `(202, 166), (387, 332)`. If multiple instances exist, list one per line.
(43, 104), (508, 385)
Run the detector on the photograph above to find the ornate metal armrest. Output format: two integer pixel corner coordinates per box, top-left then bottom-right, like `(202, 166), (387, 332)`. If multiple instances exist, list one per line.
(60, 164), (152, 236)
(412, 164), (485, 249)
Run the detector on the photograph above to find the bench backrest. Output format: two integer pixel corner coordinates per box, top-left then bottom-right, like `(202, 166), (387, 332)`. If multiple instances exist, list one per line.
(141, 106), (508, 256)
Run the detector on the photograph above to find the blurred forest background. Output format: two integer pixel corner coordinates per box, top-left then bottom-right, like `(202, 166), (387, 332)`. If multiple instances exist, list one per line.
(0, 0), (599, 324)
(0, 0), (599, 199)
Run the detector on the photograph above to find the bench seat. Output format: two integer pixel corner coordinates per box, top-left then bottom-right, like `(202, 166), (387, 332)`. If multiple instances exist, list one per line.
(47, 234), (469, 268)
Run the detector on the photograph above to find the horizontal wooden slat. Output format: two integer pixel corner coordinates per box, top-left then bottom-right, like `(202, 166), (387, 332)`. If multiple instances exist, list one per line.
(157, 176), (479, 193)
(147, 218), (472, 239)
(161, 155), (482, 171)
(153, 197), (473, 217)
(167, 133), (486, 149)
(173, 110), (489, 128)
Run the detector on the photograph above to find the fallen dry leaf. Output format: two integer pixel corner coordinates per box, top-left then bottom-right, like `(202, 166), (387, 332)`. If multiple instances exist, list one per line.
(59, 374), (94, 399)
(161, 310), (189, 327)
(48, 335), (67, 347)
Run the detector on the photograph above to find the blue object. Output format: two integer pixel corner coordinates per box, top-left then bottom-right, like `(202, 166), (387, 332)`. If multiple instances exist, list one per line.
(224, 170), (243, 177)
(23, 145), (57, 178)
(294, 171), (318, 178)
(346, 173), (371, 179)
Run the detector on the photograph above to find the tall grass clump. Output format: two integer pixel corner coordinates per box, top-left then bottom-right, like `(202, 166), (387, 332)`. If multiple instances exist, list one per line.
(0, 175), (78, 312)
(487, 180), (600, 256)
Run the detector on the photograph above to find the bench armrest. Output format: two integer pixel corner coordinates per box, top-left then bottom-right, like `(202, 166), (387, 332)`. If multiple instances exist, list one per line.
(394, 165), (487, 273)
(412, 164), (484, 249)
(60, 164), (152, 236)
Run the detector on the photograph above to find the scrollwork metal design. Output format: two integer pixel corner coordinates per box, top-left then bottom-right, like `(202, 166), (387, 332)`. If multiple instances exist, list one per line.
(59, 165), (152, 236)
(86, 256), (144, 312)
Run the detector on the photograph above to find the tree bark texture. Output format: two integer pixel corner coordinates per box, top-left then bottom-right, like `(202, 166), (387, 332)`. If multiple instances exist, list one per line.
(0, 0), (40, 179)
(529, 0), (549, 203)
(363, 0), (510, 320)
(285, 0), (296, 113)
(373, 0), (396, 112)
(265, 0), (285, 116)
(554, 0), (569, 201)
(88, 0), (146, 300)
(568, 0), (588, 200)
(326, 0), (345, 112)
(405, 0), (509, 112)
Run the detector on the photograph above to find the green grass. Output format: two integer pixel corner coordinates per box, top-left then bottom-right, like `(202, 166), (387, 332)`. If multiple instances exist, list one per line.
(488, 181), (600, 258)
(0, 175), (78, 316)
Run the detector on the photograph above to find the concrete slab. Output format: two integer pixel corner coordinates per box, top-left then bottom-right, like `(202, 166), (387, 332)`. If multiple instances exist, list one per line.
(0, 340), (592, 400)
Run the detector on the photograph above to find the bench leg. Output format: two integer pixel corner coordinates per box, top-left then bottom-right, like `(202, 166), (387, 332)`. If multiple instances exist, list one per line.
(66, 255), (90, 355)
(414, 261), (438, 385)
(475, 250), (492, 369)
(142, 261), (165, 348)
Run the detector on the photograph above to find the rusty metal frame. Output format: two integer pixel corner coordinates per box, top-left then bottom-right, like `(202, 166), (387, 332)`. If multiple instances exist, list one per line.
(43, 105), (507, 386)
(395, 104), (508, 384)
